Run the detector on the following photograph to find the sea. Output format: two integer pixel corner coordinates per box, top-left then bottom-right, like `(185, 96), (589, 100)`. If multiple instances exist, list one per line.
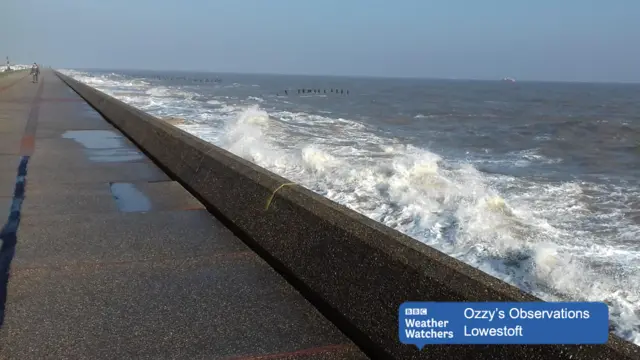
(58, 68), (640, 345)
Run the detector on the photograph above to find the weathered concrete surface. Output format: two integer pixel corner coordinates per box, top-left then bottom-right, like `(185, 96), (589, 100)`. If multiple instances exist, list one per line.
(0, 70), (368, 360)
(56, 71), (640, 360)
(0, 70), (27, 81)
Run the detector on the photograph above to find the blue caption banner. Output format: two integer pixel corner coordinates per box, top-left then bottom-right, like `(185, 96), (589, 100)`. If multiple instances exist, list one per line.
(399, 302), (608, 349)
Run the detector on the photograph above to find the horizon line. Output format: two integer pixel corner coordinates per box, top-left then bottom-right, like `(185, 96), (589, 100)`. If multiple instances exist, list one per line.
(52, 66), (640, 85)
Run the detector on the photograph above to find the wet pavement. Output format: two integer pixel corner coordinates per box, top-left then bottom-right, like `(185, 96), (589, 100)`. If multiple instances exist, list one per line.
(0, 70), (368, 359)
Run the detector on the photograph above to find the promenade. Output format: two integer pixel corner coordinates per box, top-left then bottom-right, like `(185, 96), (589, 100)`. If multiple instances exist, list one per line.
(0, 70), (367, 359)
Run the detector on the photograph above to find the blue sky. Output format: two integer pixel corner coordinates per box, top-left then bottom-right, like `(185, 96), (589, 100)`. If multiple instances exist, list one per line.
(2, 0), (638, 82)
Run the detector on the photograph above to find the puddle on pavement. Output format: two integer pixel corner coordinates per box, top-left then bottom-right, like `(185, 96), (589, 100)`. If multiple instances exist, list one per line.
(62, 130), (143, 162)
(110, 182), (152, 212)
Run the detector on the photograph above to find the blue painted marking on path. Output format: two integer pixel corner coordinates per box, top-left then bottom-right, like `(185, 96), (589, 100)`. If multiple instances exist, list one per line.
(0, 156), (30, 327)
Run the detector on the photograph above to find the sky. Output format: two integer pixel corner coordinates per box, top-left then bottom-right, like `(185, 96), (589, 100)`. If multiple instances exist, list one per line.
(1, 0), (639, 82)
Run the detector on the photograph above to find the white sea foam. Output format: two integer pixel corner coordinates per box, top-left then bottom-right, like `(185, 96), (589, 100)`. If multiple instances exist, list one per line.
(58, 68), (640, 345)
(1, 64), (31, 72)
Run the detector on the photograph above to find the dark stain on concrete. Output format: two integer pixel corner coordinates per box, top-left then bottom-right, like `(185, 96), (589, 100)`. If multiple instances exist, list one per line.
(0, 156), (29, 326)
(0, 76), (43, 327)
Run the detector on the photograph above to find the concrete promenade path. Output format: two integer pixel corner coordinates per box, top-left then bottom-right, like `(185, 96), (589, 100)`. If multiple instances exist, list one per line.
(0, 70), (368, 359)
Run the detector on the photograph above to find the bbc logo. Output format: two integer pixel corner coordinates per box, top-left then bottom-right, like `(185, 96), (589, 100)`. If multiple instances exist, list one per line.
(405, 308), (428, 315)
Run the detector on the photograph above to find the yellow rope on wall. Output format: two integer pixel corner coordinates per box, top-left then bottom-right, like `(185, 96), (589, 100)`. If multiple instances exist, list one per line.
(265, 182), (296, 211)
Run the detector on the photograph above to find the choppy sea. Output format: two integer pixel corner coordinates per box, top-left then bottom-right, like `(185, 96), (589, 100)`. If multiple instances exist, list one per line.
(59, 68), (640, 345)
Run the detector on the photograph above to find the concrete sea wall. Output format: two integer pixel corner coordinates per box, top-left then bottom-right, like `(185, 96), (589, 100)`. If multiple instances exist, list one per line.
(55, 71), (639, 360)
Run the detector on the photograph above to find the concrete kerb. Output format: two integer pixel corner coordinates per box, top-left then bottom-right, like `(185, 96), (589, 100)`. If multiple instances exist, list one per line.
(55, 71), (640, 360)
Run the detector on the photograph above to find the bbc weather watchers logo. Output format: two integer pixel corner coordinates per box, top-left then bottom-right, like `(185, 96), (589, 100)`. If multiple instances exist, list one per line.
(405, 308), (428, 316)
(399, 301), (609, 349)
